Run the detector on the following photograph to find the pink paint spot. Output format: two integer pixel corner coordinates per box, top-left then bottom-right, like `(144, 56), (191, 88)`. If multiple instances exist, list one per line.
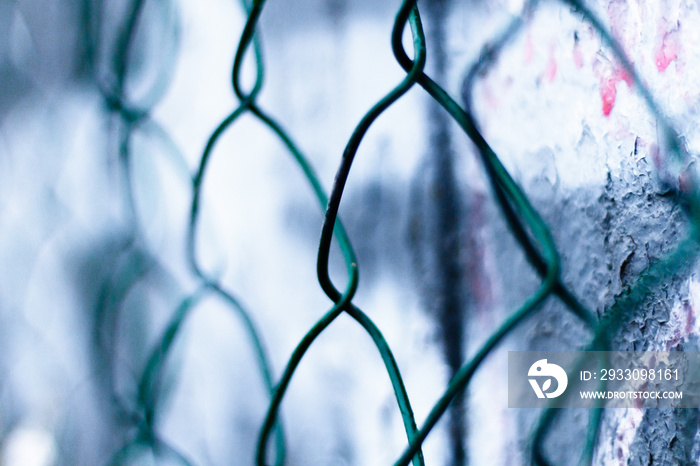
(614, 67), (633, 87)
(601, 76), (617, 116)
(655, 30), (679, 72)
(599, 66), (633, 117)
(655, 48), (676, 72)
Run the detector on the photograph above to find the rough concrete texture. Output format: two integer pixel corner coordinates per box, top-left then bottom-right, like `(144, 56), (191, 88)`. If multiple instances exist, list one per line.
(449, 0), (700, 463)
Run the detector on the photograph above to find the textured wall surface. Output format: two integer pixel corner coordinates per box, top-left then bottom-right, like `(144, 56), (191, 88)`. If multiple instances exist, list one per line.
(451, 0), (700, 463)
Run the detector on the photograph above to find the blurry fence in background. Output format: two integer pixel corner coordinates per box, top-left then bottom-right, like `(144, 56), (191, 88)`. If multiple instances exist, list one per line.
(0, 0), (699, 464)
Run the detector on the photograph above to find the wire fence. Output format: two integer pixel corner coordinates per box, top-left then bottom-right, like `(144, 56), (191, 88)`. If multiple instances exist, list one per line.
(3, 0), (698, 464)
(105, 0), (700, 464)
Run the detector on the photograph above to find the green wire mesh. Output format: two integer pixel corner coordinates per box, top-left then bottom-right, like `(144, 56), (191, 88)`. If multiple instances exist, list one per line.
(91, 0), (700, 464)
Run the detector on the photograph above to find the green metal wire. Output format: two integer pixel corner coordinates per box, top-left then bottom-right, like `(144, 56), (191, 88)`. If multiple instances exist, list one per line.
(390, 5), (582, 464)
(186, 1), (427, 464)
(453, 1), (700, 464)
(91, 0), (700, 463)
(256, 4), (427, 465)
(392, 0), (700, 464)
(185, 0), (286, 461)
(90, 0), (205, 463)
(182, 0), (429, 464)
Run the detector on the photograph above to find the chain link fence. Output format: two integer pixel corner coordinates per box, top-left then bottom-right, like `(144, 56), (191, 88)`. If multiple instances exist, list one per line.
(0, 0), (698, 464)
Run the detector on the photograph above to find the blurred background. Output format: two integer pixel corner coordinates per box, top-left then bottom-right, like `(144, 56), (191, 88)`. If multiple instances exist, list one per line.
(1, 0), (699, 464)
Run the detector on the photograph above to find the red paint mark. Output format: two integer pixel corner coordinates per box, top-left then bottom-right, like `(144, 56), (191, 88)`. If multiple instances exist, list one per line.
(655, 30), (679, 72)
(614, 67), (633, 87)
(655, 48), (676, 72)
(599, 67), (633, 117)
(601, 76), (617, 116)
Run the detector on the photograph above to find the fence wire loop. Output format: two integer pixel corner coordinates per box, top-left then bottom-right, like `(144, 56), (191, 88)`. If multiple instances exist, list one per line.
(91, 0), (700, 464)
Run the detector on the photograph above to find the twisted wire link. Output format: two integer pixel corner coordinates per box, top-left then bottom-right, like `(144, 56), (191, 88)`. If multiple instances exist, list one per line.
(185, 0), (431, 464)
(182, 0), (289, 463)
(90, 0), (200, 463)
(255, 2), (427, 465)
(388, 1), (700, 465)
(531, 0), (700, 462)
(195, 0), (698, 463)
(91, 0), (700, 463)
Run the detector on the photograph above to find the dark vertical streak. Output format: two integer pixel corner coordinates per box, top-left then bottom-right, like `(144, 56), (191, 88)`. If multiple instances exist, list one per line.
(423, 1), (466, 464)
(78, 0), (97, 80)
